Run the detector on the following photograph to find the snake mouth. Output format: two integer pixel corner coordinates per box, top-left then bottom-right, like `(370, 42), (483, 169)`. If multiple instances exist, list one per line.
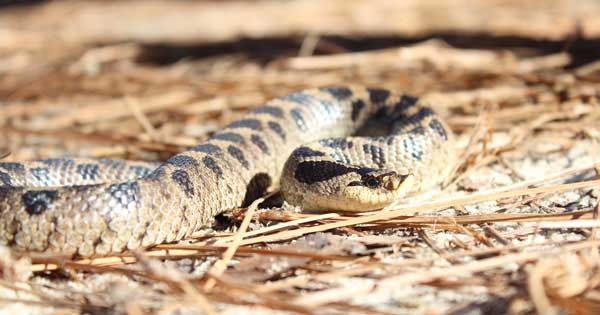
(335, 172), (416, 212)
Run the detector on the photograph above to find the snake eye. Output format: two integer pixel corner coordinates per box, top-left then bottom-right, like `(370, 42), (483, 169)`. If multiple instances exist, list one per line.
(365, 177), (380, 188)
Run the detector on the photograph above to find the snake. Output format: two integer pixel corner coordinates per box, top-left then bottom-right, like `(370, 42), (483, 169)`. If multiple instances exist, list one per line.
(0, 86), (455, 257)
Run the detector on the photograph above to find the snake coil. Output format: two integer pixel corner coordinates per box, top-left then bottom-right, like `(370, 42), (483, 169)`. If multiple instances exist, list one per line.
(0, 86), (455, 257)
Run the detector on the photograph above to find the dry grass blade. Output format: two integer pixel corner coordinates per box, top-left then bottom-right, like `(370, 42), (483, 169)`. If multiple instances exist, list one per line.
(296, 240), (600, 307)
(231, 179), (600, 247)
(204, 194), (267, 290)
(211, 212), (340, 245)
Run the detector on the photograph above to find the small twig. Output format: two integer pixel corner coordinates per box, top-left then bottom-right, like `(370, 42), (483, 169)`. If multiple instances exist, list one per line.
(204, 194), (270, 290)
(212, 212), (339, 245)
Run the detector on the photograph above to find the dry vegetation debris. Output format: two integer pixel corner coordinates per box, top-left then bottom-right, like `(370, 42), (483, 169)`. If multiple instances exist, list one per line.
(1, 1), (600, 314)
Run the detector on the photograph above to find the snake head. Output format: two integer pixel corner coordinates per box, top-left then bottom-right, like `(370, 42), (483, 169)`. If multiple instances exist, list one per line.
(338, 169), (415, 212)
(280, 159), (416, 212)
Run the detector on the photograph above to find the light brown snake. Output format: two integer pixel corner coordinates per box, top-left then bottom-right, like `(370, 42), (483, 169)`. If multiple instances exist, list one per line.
(0, 86), (455, 257)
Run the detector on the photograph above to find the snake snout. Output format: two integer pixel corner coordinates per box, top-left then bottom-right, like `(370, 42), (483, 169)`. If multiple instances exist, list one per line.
(385, 172), (415, 194)
(379, 172), (411, 192)
(382, 173), (401, 190)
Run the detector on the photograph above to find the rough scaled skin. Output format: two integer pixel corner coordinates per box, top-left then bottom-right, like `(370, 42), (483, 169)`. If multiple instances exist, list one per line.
(0, 86), (455, 257)
(280, 88), (455, 211)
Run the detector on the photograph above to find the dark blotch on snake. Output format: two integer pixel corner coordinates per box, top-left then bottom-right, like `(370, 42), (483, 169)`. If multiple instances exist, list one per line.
(251, 134), (270, 154)
(356, 167), (379, 178)
(295, 161), (357, 185)
(293, 146), (326, 158)
(145, 168), (166, 180)
(409, 126), (426, 135)
(285, 92), (334, 115)
(242, 173), (272, 207)
(30, 167), (51, 183)
(406, 107), (434, 125)
(227, 145), (249, 169)
(290, 108), (308, 132)
(171, 169), (194, 197)
(129, 166), (153, 178)
(361, 144), (373, 154)
(351, 99), (365, 122)
(320, 86), (353, 100)
(253, 105), (284, 118)
(362, 144), (386, 167)
(400, 107), (435, 126)
(98, 159), (125, 169)
(267, 121), (286, 140)
(22, 190), (59, 215)
(0, 162), (25, 173)
(166, 155), (199, 168)
(42, 158), (75, 169)
(106, 182), (140, 206)
(330, 151), (351, 164)
(77, 164), (100, 181)
(0, 171), (11, 186)
(228, 119), (262, 131)
(394, 94), (419, 112)
(190, 143), (223, 156)
(429, 118), (448, 140)
(319, 138), (353, 149)
(212, 132), (246, 144)
(283, 92), (314, 107)
(202, 156), (223, 178)
(403, 137), (423, 161)
(368, 88), (391, 104)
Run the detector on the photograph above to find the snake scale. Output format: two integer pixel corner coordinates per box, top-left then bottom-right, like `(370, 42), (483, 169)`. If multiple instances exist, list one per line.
(0, 86), (455, 257)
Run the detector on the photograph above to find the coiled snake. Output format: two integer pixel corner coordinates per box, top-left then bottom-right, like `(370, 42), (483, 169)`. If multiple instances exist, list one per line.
(0, 86), (455, 257)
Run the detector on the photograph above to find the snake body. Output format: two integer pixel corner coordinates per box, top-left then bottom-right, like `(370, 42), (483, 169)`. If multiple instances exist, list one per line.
(0, 86), (455, 257)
